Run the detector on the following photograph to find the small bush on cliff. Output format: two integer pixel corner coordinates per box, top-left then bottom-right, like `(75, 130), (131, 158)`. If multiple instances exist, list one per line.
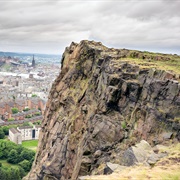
(121, 121), (127, 129)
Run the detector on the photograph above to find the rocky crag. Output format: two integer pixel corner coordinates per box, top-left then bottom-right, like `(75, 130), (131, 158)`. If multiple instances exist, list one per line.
(25, 40), (180, 180)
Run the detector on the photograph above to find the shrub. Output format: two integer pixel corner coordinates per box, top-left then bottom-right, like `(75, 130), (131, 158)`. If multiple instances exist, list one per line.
(23, 108), (30, 112)
(25, 114), (32, 118)
(11, 108), (18, 114)
(31, 94), (37, 97)
(2, 126), (9, 135)
(35, 112), (41, 116)
(18, 160), (31, 172)
(0, 128), (5, 139)
(121, 121), (127, 129)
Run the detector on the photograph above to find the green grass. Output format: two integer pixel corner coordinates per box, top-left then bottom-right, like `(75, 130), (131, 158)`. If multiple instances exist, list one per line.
(0, 159), (19, 168)
(121, 57), (180, 75)
(22, 140), (38, 151)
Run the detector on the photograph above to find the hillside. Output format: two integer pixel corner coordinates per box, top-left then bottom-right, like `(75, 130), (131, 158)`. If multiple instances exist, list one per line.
(24, 40), (180, 180)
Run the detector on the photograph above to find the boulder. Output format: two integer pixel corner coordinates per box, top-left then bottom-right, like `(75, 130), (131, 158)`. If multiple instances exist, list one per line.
(123, 140), (160, 166)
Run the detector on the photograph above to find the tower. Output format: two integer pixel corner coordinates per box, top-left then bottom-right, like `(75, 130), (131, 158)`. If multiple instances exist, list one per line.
(32, 55), (35, 68)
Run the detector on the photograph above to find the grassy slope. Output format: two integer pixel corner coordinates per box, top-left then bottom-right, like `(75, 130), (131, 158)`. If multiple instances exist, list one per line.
(124, 50), (180, 75)
(125, 57), (180, 75)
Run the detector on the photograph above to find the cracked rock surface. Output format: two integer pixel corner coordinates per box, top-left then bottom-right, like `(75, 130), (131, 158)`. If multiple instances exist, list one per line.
(24, 40), (180, 180)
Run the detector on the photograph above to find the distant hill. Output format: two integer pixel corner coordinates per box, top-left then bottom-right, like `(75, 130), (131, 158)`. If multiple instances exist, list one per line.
(0, 51), (61, 64)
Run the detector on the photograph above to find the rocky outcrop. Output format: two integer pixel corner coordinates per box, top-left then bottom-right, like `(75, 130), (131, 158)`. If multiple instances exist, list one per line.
(25, 40), (180, 180)
(123, 140), (166, 166)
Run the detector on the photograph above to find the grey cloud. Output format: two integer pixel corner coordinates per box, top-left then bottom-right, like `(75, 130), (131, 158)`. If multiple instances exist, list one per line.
(0, 0), (179, 54)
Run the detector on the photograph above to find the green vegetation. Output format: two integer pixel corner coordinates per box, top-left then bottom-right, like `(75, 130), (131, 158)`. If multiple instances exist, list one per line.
(121, 51), (180, 75)
(11, 108), (19, 114)
(22, 140), (38, 151)
(0, 159), (18, 168)
(23, 108), (30, 112)
(174, 117), (180, 122)
(0, 128), (5, 139)
(8, 118), (15, 121)
(2, 126), (9, 135)
(121, 121), (127, 129)
(0, 126), (18, 137)
(35, 112), (41, 116)
(25, 114), (32, 118)
(31, 94), (37, 97)
(0, 139), (36, 179)
(33, 120), (41, 125)
(18, 160), (31, 172)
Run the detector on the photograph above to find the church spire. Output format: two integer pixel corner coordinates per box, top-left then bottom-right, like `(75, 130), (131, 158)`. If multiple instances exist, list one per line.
(32, 54), (35, 67)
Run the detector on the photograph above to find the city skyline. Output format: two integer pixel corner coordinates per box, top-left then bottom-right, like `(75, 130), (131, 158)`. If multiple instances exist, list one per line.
(0, 0), (180, 55)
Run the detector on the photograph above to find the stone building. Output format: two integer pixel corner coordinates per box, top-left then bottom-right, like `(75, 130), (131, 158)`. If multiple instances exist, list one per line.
(9, 128), (22, 144)
(9, 125), (41, 144)
(17, 125), (41, 141)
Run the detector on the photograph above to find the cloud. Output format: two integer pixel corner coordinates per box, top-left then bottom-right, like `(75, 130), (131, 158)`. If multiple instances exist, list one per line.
(0, 0), (179, 54)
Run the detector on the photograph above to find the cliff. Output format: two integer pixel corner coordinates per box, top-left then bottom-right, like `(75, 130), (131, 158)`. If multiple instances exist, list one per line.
(25, 40), (180, 180)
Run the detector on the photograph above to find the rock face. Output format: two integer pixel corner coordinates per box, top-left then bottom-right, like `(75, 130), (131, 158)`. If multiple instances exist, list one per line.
(25, 40), (180, 180)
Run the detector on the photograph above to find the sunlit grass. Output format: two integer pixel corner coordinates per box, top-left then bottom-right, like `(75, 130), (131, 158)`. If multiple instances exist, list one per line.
(121, 57), (180, 75)
(0, 159), (19, 168)
(22, 140), (38, 151)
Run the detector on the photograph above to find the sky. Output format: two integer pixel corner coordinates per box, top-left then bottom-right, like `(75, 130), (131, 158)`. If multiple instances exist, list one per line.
(0, 0), (180, 55)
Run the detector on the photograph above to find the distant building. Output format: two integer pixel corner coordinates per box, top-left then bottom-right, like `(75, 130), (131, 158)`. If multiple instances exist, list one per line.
(29, 74), (34, 78)
(9, 125), (41, 144)
(32, 55), (35, 68)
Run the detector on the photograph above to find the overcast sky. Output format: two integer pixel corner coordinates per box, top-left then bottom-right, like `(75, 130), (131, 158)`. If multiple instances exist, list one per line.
(0, 0), (180, 55)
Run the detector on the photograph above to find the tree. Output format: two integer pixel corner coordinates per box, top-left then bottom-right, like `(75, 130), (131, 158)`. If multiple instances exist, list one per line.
(18, 166), (26, 178)
(0, 168), (7, 180)
(8, 167), (21, 180)
(11, 108), (18, 114)
(20, 150), (35, 161)
(18, 160), (31, 172)
(7, 149), (18, 164)
(2, 126), (9, 135)
(0, 128), (5, 139)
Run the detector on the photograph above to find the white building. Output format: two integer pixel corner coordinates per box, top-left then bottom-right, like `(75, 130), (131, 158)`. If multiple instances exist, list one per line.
(9, 128), (22, 144)
(9, 125), (41, 144)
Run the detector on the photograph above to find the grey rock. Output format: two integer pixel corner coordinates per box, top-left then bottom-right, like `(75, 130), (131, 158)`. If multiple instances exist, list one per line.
(106, 162), (127, 172)
(94, 150), (102, 158)
(123, 140), (160, 166)
(162, 132), (173, 140)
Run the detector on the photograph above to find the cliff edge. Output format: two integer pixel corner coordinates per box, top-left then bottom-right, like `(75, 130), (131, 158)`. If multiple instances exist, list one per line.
(25, 40), (180, 180)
